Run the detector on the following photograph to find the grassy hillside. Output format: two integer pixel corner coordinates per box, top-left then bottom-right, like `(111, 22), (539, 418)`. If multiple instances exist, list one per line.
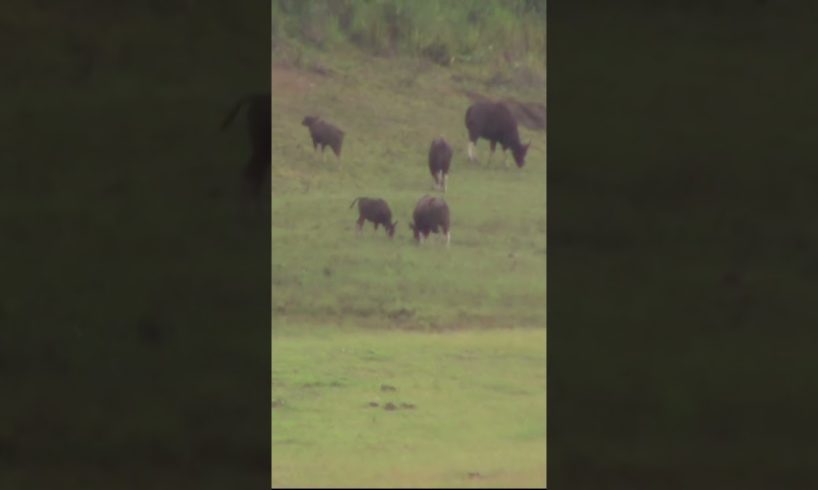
(271, 44), (546, 329)
(271, 6), (547, 486)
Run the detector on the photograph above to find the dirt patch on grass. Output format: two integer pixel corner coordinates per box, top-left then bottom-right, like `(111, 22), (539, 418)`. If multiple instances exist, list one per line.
(272, 63), (322, 97)
(302, 381), (343, 388)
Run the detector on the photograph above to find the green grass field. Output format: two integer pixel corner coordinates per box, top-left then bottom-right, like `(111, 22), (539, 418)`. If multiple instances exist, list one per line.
(271, 42), (547, 487)
(272, 327), (546, 488)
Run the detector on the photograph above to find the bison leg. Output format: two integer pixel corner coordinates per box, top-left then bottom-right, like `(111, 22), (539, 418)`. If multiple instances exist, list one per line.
(467, 141), (476, 162)
(443, 173), (448, 193)
(446, 231), (451, 247)
(437, 170), (444, 190)
(489, 141), (496, 163)
(356, 217), (365, 235)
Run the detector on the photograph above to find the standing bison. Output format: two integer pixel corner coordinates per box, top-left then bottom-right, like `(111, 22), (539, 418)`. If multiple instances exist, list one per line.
(428, 138), (453, 192)
(465, 101), (530, 168)
(221, 93), (271, 195)
(350, 197), (397, 238)
(302, 115), (345, 162)
(409, 195), (450, 246)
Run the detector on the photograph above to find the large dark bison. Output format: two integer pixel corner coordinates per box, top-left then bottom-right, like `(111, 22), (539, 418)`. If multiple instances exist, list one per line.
(428, 137), (453, 192)
(221, 93), (271, 195)
(302, 115), (344, 162)
(409, 195), (450, 246)
(350, 197), (397, 238)
(465, 101), (530, 168)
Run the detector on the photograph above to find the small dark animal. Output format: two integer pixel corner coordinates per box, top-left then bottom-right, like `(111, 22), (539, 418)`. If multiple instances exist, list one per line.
(221, 93), (271, 195)
(428, 137), (453, 192)
(465, 101), (530, 168)
(350, 197), (397, 238)
(409, 195), (450, 246)
(302, 115), (344, 162)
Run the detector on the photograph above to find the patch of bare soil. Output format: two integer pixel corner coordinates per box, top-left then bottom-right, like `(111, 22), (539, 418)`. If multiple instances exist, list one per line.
(272, 63), (324, 97)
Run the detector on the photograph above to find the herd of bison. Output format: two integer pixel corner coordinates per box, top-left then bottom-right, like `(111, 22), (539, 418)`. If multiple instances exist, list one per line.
(222, 92), (531, 246)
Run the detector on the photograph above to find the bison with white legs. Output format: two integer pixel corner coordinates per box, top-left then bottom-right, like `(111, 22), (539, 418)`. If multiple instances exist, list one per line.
(302, 115), (345, 163)
(465, 101), (529, 168)
(409, 195), (450, 247)
(428, 137), (453, 192)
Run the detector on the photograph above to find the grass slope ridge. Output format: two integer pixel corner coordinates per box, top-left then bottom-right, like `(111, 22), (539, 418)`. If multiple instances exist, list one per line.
(271, 37), (546, 487)
(271, 47), (546, 330)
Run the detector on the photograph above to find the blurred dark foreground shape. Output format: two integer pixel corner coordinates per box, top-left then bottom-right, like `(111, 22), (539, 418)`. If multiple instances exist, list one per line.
(550, 1), (818, 488)
(0, 2), (270, 488)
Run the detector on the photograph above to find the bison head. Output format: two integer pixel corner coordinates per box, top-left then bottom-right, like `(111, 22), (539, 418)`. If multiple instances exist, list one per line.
(387, 221), (398, 238)
(513, 142), (530, 168)
(301, 115), (318, 127)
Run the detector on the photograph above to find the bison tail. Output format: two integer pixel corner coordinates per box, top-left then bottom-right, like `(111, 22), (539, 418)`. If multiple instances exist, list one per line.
(349, 197), (360, 209)
(220, 96), (249, 130)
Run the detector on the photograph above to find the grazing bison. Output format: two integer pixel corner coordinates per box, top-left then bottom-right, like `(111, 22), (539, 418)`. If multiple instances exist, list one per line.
(409, 195), (450, 246)
(350, 197), (398, 238)
(302, 115), (344, 162)
(221, 93), (271, 195)
(428, 138), (453, 192)
(465, 101), (530, 168)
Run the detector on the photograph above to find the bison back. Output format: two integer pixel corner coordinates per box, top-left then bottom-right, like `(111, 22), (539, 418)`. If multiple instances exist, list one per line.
(413, 196), (449, 230)
(465, 102), (518, 142)
(428, 139), (453, 172)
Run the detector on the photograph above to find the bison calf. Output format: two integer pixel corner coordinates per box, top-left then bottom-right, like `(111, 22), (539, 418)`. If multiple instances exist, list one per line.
(221, 93), (271, 196)
(428, 138), (453, 192)
(465, 101), (530, 168)
(350, 197), (397, 238)
(302, 115), (344, 162)
(409, 195), (450, 246)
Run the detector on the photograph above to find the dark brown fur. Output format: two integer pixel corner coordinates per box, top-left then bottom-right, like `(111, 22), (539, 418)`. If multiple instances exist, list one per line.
(428, 138), (453, 191)
(221, 93), (271, 195)
(302, 116), (345, 158)
(350, 197), (397, 238)
(409, 195), (450, 244)
(465, 102), (530, 167)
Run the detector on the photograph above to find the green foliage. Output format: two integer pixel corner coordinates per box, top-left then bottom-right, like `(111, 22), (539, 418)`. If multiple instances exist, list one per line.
(272, 0), (546, 66)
